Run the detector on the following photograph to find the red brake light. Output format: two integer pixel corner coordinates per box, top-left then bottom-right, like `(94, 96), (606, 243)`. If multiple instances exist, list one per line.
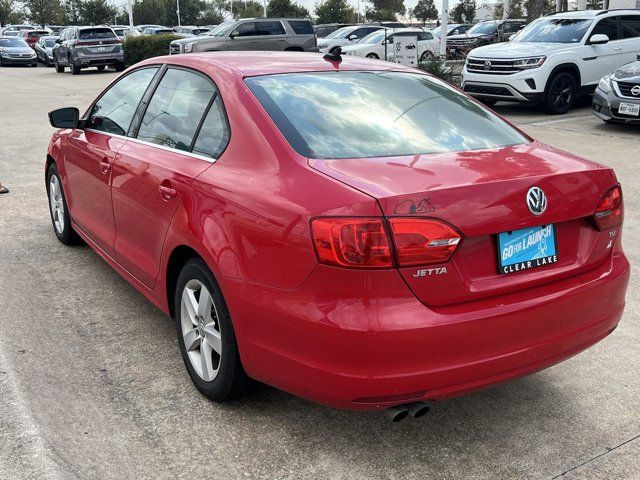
(389, 218), (461, 267)
(594, 185), (623, 231)
(311, 218), (393, 268)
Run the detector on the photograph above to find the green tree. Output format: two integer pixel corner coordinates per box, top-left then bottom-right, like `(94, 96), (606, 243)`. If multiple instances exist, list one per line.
(267, 0), (309, 18)
(451, 0), (475, 23)
(525, 0), (554, 21)
(0, 0), (17, 26)
(412, 0), (437, 24)
(133, 0), (171, 25)
(79, 0), (117, 25)
(233, 0), (264, 18)
(314, 0), (355, 24)
(178, 0), (206, 25)
(493, 0), (522, 18)
(25, 0), (63, 27)
(587, 0), (603, 8)
(367, 0), (404, 20)
(62, 0), (82, 24)
(198, 0), (229, 24)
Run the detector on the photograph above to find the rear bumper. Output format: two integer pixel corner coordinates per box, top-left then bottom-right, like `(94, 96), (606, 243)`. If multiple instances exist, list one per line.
(73, 52), (124, 66)
(227, 250), (629, 410)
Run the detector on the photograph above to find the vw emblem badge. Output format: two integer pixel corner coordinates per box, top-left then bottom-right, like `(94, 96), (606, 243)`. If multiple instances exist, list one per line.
(526, 187), (547, 216)
(484, 60), (492, 70)
(631, 85), (640, 96)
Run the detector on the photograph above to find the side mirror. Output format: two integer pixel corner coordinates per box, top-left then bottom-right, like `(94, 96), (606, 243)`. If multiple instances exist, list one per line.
(48, 107), (80, 129)
(229, 30), (239, 38)
(348, 34), (358, 41)
(589, 34), (609, 45)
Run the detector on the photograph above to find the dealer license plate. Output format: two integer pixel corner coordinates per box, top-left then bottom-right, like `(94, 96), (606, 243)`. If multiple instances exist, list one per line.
(619, 103), (640, 117)
(497, 225), (558, 274)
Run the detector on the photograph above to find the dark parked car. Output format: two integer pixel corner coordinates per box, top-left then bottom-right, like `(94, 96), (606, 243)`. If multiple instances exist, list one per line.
(53, 26), (124, 75)
(593, 61), (640, 123)
(0, 36), (37, 66)
(447, 19), (526, 55)
(170, 18), (317, 55)
(430, 23), (472, 38)
(34, 35), (58, 66)
(314, 23), (354, 38)
(142, 27), (175, 35)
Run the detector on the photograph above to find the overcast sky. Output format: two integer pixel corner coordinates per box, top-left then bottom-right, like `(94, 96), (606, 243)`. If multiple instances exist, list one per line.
(112, 0), (462, 20)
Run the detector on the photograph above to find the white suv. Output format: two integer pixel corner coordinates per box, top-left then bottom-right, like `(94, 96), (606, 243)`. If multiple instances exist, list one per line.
(461, 10), (640, 114)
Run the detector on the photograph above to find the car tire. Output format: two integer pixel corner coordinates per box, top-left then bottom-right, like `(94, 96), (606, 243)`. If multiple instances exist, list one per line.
(420, 51), (434, 61)
(54, 55), (64, 73)
(543, 72), (577, 115)
(174, 258), (254, 402)
(47, 163), (81, 245)
(366, 53), (379, 59)
(71, 61), (81, 75)
(114, 62), (125, 72)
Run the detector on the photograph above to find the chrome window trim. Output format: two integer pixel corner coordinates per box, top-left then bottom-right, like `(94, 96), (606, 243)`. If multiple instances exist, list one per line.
(85, 128), (217, 164)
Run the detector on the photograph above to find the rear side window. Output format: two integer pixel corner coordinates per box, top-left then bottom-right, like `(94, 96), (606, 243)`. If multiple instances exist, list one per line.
(591, 17), (619, 41)
(80, 28), (116, 40)
(257, 21), (286, 35)
(137, 69), (216, 152)
(621, 15), (640, 39)
(192, 96), (230, 158)
(88, 67), (158, 135)
(289, 20), (314, 34)
(246, 71), (528, 159)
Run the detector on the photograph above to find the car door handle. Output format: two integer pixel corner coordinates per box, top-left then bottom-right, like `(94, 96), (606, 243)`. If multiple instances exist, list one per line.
(614, 47), (622, 52)
(158, 184), (176, 199)
(99, 157), (111, 174)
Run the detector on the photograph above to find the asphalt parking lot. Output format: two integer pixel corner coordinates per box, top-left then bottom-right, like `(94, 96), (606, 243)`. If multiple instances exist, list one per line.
(0, 65), (639, 480)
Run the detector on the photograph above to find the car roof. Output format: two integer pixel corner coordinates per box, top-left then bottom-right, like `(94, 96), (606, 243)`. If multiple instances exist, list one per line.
(548, 9), (640, 18)
(139, 51), (416, 78)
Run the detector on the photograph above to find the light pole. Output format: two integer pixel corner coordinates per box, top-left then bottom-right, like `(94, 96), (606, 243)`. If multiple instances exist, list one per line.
(263, 0), (267, 17)
(177, 0), (181, 26)
(439, 0), (448, 56)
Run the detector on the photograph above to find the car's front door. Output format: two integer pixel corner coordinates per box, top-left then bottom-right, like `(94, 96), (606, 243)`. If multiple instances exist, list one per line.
(112, 67), (230, 288)
(227, 22), (260, 50)
(584, 16), (623, 84)
(63, 66), (160, 256)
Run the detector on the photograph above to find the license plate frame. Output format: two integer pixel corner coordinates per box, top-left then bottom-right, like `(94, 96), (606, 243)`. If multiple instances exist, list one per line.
(619, 102), (640, 117)
(496, 224), (558, 274)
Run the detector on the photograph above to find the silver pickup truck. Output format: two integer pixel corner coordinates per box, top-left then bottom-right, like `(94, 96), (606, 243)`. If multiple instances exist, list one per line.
(170, 19), (318, 55)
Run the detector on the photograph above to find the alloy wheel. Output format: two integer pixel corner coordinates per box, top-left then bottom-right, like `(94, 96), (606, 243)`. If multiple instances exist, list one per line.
(551, 77), (574, 111)
(49, 175), (65, 234)
(180, 279), (222, 382)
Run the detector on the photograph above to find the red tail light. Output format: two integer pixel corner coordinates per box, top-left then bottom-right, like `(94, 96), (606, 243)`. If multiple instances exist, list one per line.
(311, 218), (393, 268)
(311, 217), (461, 268)
(389, 218), (461, 267)
(594, 185), (623, 231)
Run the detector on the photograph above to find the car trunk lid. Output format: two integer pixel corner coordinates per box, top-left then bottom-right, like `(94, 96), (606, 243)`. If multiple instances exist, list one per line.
(309, 142), (620, 306)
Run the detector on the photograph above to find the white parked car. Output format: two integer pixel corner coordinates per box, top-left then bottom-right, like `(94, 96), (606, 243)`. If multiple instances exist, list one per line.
(342, 28), (440, 62)
(317, 25), (384, 53)
(461, 10), (640, 114)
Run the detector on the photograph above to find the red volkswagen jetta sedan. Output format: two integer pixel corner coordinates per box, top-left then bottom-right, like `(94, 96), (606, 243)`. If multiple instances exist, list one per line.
(46, 52), (629, 418)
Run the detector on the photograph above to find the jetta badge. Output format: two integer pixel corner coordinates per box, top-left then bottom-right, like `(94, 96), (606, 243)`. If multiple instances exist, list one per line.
(526, 187), (547, 216)
(631, 85), (640, 96)
(484, 60), (492, 70)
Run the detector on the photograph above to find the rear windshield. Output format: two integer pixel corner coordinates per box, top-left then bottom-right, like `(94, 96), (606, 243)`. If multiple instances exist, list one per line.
(0, 37), (28, 47)
(246, 71), (528, 159)
(79, 28), (116, 40)
(289, 20), (314, 34)
(44, 38), (56, 47)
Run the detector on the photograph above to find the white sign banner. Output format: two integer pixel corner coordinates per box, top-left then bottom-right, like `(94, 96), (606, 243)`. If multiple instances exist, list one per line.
(394, 36), (418, 67)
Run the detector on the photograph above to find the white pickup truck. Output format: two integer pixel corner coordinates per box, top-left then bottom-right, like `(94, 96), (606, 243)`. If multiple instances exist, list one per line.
(461, 10), (640, 114)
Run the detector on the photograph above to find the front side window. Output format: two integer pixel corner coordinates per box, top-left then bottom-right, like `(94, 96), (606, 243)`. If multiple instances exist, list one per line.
(88, 67), (159, 135)
(137, 69), (216, 152)
(246, 71), (528, 159)
(621, 15), (640, 39)
(235, 22), (257, 37)
(514, 18), (592, 43)
(325, 26), (354, 39)
(590, 17), (619, 41)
